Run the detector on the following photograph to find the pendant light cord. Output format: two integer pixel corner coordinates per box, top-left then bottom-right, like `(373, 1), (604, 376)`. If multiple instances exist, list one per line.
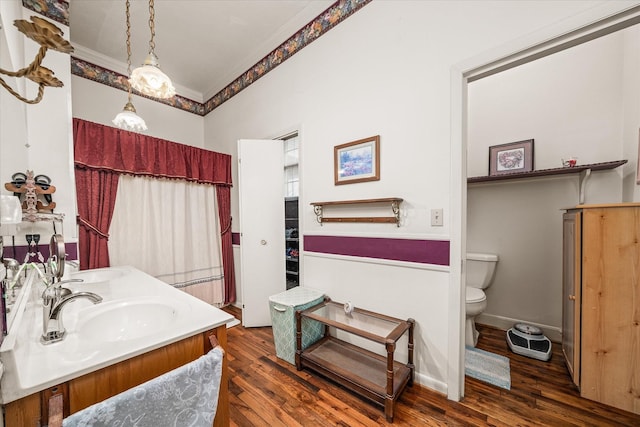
(125, 0), (133, 102)
(148, 0), (156, 55)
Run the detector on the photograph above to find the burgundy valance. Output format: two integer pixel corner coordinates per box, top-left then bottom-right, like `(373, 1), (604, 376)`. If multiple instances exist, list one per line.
(73, 118), (232, 186)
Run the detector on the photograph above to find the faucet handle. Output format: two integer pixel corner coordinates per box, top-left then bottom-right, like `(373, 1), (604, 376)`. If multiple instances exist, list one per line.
(41, 286), (56, 304)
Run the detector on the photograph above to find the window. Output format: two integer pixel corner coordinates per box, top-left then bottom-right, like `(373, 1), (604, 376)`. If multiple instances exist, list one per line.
(283, 133), (299, 197)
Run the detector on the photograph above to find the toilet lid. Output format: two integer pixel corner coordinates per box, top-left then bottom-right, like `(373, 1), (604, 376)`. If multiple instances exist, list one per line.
(466, 287), (486, 303)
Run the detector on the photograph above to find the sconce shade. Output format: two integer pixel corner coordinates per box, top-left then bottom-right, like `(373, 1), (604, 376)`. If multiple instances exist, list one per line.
(27, 66), (63, 87)
(113, 101), (148, 132)
(14, 16), (74, 54)
(0, 195), (22, 225)
(130, 53), (175, 99)
(0, 16), (73, 104)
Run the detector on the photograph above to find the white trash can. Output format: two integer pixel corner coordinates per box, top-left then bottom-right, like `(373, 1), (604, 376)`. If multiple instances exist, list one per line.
(269, 287), (325, 364)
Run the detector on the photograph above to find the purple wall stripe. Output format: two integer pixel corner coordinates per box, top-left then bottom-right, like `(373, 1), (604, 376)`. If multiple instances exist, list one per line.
(304, 235), (450, 266)
(3, 242), (78, 263)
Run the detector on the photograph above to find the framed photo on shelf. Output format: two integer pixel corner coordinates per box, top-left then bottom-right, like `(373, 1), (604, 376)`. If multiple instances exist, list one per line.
(334, 135), (380, 185)
(489, 139), (534, 176)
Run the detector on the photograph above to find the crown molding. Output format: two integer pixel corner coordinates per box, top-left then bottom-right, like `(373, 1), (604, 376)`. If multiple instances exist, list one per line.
(69, 0), (372, 116)
(73, 45), (203, 103)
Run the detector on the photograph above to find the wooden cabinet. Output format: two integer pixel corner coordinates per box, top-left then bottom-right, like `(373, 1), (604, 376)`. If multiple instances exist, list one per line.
(3, 326), (229, 426)
(562, 203), (640, 414)
(295, 299), (414, 422)
(562, 210), (581, 387)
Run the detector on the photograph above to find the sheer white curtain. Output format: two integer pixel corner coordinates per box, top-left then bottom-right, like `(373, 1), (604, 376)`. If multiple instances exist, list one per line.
(108, 175), (224, 306)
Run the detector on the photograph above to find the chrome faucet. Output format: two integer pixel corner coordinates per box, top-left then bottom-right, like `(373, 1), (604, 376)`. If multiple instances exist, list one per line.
(41, 286), (102, 344)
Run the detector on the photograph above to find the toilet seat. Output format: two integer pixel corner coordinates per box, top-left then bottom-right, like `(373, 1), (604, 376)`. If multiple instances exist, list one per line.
(466, 287), (486, 303)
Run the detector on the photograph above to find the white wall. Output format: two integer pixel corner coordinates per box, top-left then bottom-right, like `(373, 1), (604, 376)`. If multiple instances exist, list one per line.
(1, 2), (29, 184)
(0, 2), (75, 243)
(622, 26), (640, 201)
(467, 29), (638, 340)
(71, 77), (205, 148)
(202, 0), (624, 394)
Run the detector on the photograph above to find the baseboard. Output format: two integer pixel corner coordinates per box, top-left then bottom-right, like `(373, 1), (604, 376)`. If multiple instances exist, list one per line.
(414, 371), (448, 395)
(476, 313), (562, 343)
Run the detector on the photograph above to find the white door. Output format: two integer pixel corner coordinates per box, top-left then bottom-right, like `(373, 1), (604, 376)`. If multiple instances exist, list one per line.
(238, 139), (285, 327)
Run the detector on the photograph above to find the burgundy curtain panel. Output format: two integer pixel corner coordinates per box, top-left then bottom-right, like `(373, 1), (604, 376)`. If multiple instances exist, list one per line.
(75, 169), (119, 269)
(216, 186), (235, 304)
(73, 118), (236, 302)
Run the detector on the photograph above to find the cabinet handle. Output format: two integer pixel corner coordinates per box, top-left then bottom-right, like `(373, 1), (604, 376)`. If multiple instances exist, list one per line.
(568, 295), (576, 300)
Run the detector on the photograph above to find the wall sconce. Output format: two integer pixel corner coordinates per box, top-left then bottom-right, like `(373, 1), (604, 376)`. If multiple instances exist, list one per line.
(0, 16), (74, 104)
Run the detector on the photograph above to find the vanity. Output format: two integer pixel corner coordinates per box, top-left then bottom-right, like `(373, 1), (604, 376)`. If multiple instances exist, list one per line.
(0, 265), (233, 426)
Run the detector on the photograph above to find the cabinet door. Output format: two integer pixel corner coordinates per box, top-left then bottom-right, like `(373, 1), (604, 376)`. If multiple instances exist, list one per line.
(562, 211), (581, 387)
(581, 207), (640, 413)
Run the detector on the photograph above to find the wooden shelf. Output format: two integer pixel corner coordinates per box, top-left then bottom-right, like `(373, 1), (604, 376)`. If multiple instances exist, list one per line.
(299, 337), (412, 412)
(468, 160), (626, 183)
(296, 300), (414, 422)
(22, 212), (64, 223)
(310, 197), (403, 227)
(468, 160), (627, 204)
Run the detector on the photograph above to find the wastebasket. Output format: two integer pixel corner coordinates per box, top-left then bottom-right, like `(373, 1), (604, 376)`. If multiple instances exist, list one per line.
(269, 286), (325, 364)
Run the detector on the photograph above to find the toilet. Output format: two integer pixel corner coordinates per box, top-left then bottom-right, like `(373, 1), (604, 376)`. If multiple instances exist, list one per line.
(465, 252), (499, 347)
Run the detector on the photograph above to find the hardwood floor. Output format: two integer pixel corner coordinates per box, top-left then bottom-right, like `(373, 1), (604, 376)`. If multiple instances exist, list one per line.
(222, 306), (640, 426)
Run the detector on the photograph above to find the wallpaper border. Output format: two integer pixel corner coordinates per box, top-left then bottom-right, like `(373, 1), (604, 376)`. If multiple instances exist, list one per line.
(68, 0), (372, 116)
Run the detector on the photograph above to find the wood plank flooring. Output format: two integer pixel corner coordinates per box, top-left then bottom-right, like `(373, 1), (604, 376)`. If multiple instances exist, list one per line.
(222, 306), (640, 426)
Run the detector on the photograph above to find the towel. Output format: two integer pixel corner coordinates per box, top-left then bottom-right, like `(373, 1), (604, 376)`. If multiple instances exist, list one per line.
(62, 347), (224, 427)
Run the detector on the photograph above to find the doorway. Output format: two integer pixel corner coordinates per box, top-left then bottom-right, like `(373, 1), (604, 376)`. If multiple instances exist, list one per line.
(237, 131), (302, 327)
(283, 133), (300, 290)
(452, 4), (640, 399)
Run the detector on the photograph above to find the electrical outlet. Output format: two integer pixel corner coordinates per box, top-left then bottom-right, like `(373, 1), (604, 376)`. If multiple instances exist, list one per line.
(431, 208), (443, 226)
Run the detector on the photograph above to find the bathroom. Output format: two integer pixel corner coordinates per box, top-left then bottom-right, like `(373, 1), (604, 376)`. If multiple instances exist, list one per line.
(1, 1), (640, 420)
(466, 23), (640, 348)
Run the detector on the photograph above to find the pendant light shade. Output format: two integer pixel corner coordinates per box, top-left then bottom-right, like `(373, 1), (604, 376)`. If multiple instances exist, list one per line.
(129, 52), (175, 98)
(113, 101), (147, 132)
(113, 0), (147, 132)
(129, 0), (175, 99)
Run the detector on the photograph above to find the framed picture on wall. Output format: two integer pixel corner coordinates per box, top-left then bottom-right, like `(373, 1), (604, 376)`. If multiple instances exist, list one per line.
(489, 139), (534, 176)
(334, 135), (380, 185)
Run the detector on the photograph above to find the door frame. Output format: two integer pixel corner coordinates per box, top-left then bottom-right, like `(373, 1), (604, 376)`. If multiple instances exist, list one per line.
(449, 2), (640, 400)
(273, 126), (304, 287)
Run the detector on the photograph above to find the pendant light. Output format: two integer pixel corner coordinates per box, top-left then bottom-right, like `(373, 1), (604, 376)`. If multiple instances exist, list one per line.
(113, 0), (148, 132)
(129, 0), (175, 99)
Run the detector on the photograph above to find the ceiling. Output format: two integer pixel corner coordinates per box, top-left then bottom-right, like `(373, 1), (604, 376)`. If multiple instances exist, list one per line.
(69, 0), (334, 101)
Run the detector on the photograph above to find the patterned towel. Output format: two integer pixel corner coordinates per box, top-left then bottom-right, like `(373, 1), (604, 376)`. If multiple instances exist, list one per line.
(63, 348), (224, 427)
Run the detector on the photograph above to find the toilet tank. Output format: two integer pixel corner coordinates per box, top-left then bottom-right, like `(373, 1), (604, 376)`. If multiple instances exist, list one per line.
(466, 252), (499, 289)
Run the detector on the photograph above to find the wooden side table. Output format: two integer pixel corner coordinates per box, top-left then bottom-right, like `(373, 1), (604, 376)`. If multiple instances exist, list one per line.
(295, 299), (414, 422)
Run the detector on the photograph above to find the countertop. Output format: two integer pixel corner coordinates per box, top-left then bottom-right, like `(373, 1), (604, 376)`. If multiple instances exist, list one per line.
(0, 265), (233, 404)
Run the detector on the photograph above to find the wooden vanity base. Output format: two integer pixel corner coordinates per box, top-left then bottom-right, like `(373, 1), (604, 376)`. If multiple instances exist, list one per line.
(3, 325), (228, 427)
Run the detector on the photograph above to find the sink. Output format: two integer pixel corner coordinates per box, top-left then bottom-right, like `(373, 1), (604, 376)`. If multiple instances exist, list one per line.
(76, 299), (181, 342)
(70, 268), (126, 284)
